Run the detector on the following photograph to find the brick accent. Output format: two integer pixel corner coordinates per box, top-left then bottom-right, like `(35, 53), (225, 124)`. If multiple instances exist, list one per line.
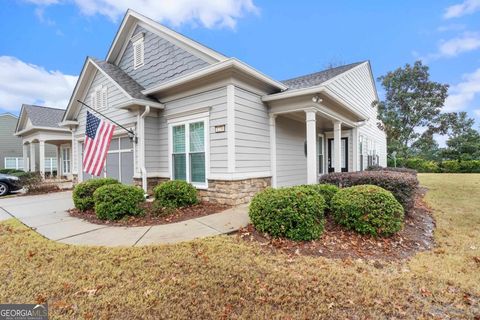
(133, 177), (169, 194)
(198, 177), (271, 206)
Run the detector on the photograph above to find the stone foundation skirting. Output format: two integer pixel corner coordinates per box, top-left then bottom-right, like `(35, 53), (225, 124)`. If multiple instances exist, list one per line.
(198, 177), (271, 206)
(133, 177), (170, 194)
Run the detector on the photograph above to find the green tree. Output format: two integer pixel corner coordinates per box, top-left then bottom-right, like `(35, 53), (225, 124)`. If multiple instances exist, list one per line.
(374, 61), (449, 158)
(411, 130), (441, 160)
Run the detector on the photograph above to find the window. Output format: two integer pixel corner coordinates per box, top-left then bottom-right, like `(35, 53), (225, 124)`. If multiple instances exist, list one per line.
(359, 136), (364, 171)
(91, 85), (107, 110)
(317, 135), (324, 174)
(171, 120), (207, 187)
(44, 157), (57, 175)
(133, 38), (144, 69)
(4, 157), (23, 170)
(62, 147), (71, 174)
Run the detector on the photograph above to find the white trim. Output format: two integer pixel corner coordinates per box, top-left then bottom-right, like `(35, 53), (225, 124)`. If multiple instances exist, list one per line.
(167, 116), (210, 189)
(132, 37), (145, 69)
(167, 111), (210, 124)
(269, 114), (277, 187)
(116, 99), (164, 110)
(142, 58), (287, 95)
(4, 157), (24, 170)
(352, 127), (358, 172)
(209, 172), (272, 181)
(15, 126), (70, 136)
(305, 109), (317, 184)
(226, 84), (235, 173)
(130, 31), (144, 43)
(89, 59), (133, 100)
(165, 107), (210, 121)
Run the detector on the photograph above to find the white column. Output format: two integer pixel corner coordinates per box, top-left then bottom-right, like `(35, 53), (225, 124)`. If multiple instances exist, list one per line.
(269, 114), (277, 188)
(23, 144), (29, 172)
(333, 120), (342, 173)
(352, 127), (358, 172)
(57, 145), (62, 178)
(39, 140), (45, 178)
(30, 143), (36, 172)
(306, 109), (317, 184)
(226, 84), (236, 174)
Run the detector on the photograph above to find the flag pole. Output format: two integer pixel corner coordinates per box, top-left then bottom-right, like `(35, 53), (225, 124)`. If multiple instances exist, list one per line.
(77, 100), (137, 143)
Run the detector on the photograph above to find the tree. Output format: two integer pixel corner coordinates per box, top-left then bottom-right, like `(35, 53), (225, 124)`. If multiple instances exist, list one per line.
(442, 129), (480, 160)
(411, 130), (441, 160)
(374, 61), (449, 158)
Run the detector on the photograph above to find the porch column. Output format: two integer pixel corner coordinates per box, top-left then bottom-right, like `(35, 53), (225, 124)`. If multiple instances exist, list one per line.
(39, 140), (45, 178)
(30, 143), (36, 172)
(23, 144), (29, 172)
(269, 114), (277, 188)
(56, 145), (62, 178)
(352, 127), (358, 172)
(306, 109), (317, 184)
(333, 120), (342, 173)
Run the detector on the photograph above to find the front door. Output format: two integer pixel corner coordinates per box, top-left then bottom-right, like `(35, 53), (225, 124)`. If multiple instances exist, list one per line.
(327, 138), (348, 172)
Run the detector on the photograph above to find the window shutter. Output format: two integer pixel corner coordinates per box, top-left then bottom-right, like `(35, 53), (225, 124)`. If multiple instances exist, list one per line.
(102, 87), (108, 109)
(96, 89), (103, 110)
(133, 40), (144, 69)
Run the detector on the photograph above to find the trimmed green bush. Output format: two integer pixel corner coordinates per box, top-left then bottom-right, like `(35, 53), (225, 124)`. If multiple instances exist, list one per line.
(331, 185), (404, 237)
(0, 169), (24, 174)
(367, 165), (417, 176)
(249, 186), (326, 241)
(298, 184), (339, 210)
(93, 184), (145, 220)
(153, 180), (198, 208)
(72, 178), (120, 211)
(319, 170), (418, 213)
(440, 160), (480, 173)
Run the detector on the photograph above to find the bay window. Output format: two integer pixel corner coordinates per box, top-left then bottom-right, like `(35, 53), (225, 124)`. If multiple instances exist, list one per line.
(171, 119), (207, 187)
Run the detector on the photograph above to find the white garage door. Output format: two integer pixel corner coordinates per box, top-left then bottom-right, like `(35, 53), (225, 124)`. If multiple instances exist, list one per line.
(82, 137), (134, 184)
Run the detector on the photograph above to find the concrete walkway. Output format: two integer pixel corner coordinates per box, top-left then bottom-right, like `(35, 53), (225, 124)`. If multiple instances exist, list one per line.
(0, 191), (250, 247)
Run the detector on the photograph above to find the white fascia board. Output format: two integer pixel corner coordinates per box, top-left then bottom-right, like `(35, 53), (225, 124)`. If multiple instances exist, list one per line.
(62, 57), (94, 122)
(106, 9), (227, 64)
(89, 58), (133, 100)
(15, 126), (70, 136)
(142, 58), (287, 95)
(59, 120), (79, 128)
(116, 99), (164, 110)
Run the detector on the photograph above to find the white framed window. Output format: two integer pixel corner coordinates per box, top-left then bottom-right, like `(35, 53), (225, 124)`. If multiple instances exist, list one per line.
(91, 85), (107, 110)
(4, 157), (23, 170)
(133, 38), (144, 69)
(317, 134), (324, 174)
(168, 117), (208, 188)
(62, 146), (71, 174)
(359, 135), (364, 171)
(44, 157), (57, 175)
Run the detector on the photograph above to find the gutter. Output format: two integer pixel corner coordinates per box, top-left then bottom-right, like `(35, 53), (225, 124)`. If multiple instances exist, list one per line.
(139, 106), (151, 192)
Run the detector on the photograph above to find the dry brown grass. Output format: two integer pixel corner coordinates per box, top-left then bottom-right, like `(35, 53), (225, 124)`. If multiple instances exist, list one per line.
(0, 174), (479, 319)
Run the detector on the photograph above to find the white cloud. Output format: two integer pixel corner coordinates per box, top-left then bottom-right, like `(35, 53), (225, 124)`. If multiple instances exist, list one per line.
(474, 109), (480, 116)
(24, 0), (259, 29)
(444, 0), (480, 19)
(444, 67), (480, 112)
(0, 56), (77, 112)
(422, 32), (480, 61)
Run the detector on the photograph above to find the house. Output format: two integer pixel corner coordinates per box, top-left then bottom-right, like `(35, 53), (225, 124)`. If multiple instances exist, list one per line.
(16, 9), (386, 205)
(14, 105), (69, 177)
(0, 113), (24, 170)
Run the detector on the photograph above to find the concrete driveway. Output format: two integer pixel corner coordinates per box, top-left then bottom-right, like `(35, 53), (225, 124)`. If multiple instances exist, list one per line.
(0, 191), (249, 247)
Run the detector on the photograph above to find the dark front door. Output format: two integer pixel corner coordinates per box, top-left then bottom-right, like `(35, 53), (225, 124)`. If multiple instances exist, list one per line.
(328, 138), (348, 173)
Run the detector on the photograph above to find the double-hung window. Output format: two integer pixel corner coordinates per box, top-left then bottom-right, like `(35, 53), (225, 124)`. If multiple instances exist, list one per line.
(62, 147), (71, 174)
(171, 120), (207, 187)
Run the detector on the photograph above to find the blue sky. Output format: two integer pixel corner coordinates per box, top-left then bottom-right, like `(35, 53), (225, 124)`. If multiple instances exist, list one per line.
(1, 0), (480, 133)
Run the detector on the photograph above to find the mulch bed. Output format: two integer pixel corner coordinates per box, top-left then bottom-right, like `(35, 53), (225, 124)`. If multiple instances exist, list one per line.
(236, 188), (435, 261)
(68, 201), (231, 227)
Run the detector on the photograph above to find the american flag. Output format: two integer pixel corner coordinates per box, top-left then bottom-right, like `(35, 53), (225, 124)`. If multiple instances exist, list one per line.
(83, 111), (115, 176)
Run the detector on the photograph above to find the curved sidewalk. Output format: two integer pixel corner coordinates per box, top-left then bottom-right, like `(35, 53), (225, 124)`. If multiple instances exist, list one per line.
(0, 191), (249, 247)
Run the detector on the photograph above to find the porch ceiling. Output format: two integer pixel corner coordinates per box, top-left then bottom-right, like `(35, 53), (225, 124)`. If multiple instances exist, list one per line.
(280, 111), (353, 131)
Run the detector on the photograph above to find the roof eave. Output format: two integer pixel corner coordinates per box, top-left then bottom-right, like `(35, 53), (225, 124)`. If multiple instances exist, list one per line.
(116, 99), (164, 110)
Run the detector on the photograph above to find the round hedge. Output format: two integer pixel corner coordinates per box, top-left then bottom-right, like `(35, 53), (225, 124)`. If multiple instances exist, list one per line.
(331, 185), (404, 237)
(249, 186), (326, 241)
(153, 180), (198, 208)
(93, 184), (145, 220)
(72, 178), (120, 211)
(298, 184), (340, 210)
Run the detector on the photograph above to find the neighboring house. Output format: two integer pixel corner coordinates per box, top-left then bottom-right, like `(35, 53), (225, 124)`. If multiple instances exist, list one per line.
(14, 105), (69, 177)
(0, 113), (24, 170)
(20, 9), (387, 204)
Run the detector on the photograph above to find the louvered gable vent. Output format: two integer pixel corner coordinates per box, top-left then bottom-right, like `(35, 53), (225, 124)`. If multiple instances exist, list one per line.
(132, 33), (145, 69)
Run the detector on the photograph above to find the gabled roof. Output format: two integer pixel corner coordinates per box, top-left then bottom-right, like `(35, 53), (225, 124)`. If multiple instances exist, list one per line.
(91, 58), (156, 102)
(0, 113), (18, 119)
(21, 105), (65, 128)
(282, 62), (365, 90)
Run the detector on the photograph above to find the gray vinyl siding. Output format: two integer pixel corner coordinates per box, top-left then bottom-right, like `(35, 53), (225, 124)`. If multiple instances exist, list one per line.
(325, 62), (387, 167)
(117, 25), (209, 89)
(275, 116), (307, 187)
(144, 115), (163, 173)
(76, 71), (136, 134)
(0, 115), (22, 169)
(234, 88), (271, 174)
(157, 87), (228, 176)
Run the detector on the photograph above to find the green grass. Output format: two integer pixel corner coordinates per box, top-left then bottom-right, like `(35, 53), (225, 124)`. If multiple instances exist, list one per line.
(0, 174), (479, 319)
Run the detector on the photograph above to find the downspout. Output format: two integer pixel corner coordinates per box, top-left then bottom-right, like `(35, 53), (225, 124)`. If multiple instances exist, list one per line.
(139, 106), (151, 193)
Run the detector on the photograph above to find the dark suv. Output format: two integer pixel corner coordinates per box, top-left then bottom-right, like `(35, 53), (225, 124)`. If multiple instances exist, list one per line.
(0, 173), (23, 196)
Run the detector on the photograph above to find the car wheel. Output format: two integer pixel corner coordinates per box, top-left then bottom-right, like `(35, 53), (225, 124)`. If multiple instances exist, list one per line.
(0, 182), (9, 196)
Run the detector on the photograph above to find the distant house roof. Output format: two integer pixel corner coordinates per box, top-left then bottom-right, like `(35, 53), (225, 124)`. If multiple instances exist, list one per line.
(91, 57), (156, 102)
(281, 62), (364, 90)
(22, 105), (65, 128)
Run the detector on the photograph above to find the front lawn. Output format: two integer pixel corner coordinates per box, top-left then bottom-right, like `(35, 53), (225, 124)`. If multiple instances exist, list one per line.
(0, 174), (479, 319)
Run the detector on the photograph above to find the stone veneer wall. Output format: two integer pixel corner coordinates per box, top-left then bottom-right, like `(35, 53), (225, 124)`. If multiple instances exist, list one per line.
(198, 177), (271, 206)
(133, 177), (170, 194)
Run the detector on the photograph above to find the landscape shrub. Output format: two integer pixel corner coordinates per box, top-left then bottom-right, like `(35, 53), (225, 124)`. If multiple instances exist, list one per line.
(0, 169), (24, 175)
(389, 158), (480, 173)
(319, 170), (418, 213)
(153, 180), (198, 208)
(440, 160), (480, 173)
(72, 178), (120, 211)
(367, 165), (417, 176)
(249, 186), (326, 241)
(331, 185), (404, 237)
(94, 184), (145, 220)
(298, 184), (339, 210)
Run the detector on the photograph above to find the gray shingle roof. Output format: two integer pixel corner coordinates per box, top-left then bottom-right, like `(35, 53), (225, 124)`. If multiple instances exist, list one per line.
(91, 58), (156, 102)
(281, 62), (365, 90)
(22, 105), (65, 128)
